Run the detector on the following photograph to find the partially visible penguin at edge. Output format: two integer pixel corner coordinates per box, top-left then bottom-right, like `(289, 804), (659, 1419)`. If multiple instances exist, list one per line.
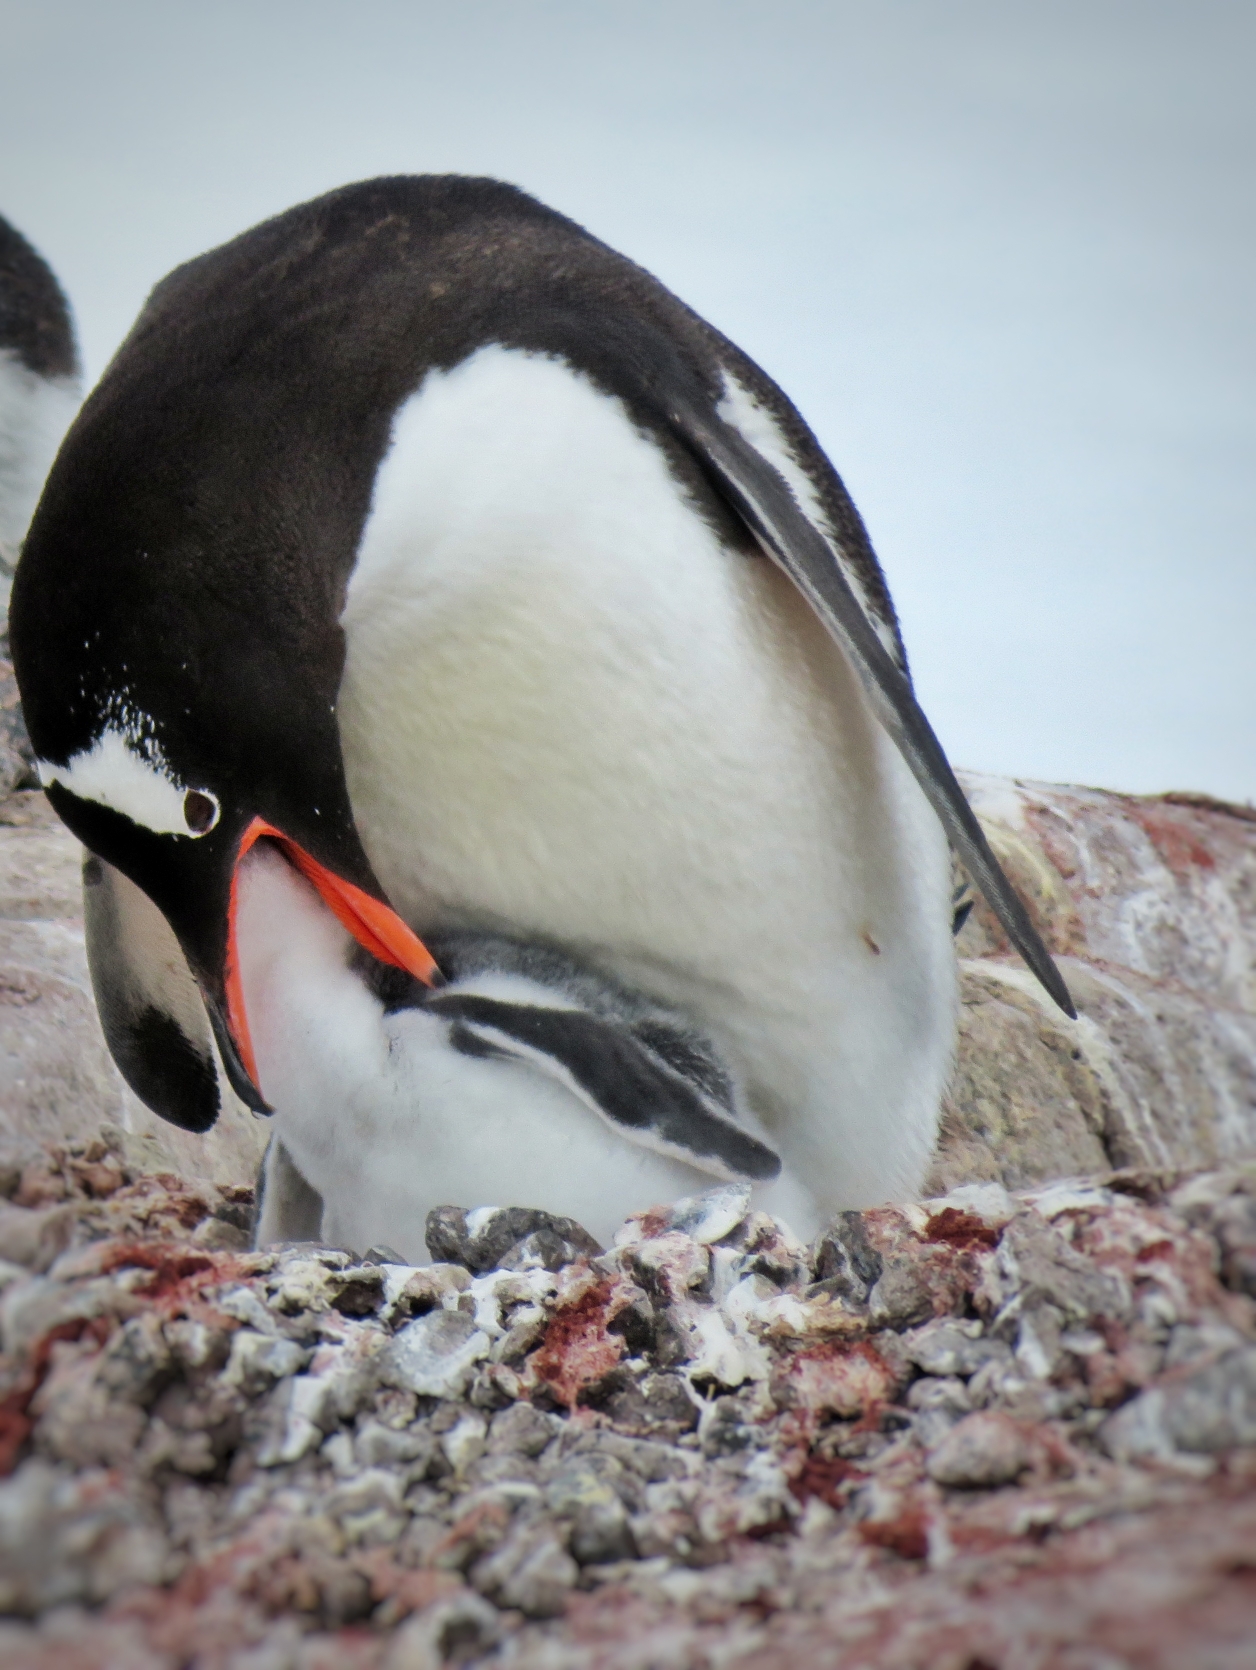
(0, 214), (81, 630)
(0, 215), (81, 792)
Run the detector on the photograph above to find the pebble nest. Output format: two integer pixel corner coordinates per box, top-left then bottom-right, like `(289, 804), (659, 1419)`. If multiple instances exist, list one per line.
(2, 1139), (1256, 1668)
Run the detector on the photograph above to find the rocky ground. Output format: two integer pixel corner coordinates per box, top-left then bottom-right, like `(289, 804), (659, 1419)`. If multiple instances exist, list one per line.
(2, 1143), (1256, 1668)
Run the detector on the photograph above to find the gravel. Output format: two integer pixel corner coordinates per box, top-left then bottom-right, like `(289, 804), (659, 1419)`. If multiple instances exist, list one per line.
(1, 1141), (1255, 1666)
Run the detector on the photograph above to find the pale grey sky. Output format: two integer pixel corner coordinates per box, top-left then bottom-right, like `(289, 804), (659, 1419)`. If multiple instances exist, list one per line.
(2, 1), (1252, 799)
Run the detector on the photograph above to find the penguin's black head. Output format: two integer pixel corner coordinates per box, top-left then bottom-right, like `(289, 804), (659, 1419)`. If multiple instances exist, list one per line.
(6, 183), (474, 1117)
(9, 642), (440, 1115)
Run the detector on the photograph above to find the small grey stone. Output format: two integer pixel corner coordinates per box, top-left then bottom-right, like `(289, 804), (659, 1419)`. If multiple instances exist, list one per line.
(906, 1375), (973, 1415)
(382, 1590), (502, 1670)
(599, 1371), (699, 1437)
(868, 1262), (934, 1330)
(468, 1362), (518, 1411)
(812, 1211), (882, 1304)
(471, 1520), (578, 1618)
(994, 1214), (1130, 1328)
(911, 1411), (959, 1451)
(926, 1410), (1032, 1488)
(324, 1467), (407, 1526)
(0, 1202), (77, 1273)
(903, 1317), (1009, 1379)
(425, 1205), (602, 1275)
(353, 1418), (436, 1473)
(465, 1450), (542, 1489)
(662, 1184), (752, 1245)
(906, 1376), (973, 1448)
(570, 1495), (635, 1564)
(1163, 1321), (1249, 1371)
(1102, 1346), (1256, 1460)
(389, 1264), (472, 1321)
(441, 1410), (489, 1476)
(395, 1512), (448, 1569)
(544, 1458), (631, 1517)
(1014, 1303), (1067, 1381)
(503, 1227), (597, 1272)
(96, 1314), (173, 1406)
(221, 1330), (310, 1396)
(328, 1266), (386, 1318)
(492, 1306), (551, 1367)
(208, 1191), (254, 1234)
(558, 1427), (689, 1484)
(487, 1401), (562, 1459)
(384, 1309), (491, 1400)
(698, 1394), (764, 1459)
(190, 1216), (249, 1253)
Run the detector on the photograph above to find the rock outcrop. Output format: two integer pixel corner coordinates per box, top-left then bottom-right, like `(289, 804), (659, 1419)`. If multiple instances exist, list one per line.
(938, 773), (1256, 1189)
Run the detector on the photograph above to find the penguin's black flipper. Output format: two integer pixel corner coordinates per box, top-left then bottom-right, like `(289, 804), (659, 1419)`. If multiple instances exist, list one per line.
(82, 853), (221, 1132)
(670, 400), (1077, 1021)
(424, 990), (782, 1183)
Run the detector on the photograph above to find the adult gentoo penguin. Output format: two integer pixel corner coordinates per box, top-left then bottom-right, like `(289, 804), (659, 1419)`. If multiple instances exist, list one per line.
(11, 177), (1073, 1254)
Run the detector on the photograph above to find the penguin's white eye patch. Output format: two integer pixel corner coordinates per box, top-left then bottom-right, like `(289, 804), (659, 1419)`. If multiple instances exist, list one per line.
(37, 726), (217, 839)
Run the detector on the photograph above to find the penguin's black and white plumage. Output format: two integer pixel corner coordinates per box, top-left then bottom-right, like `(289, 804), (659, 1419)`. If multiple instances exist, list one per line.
(10, 177), (1073, 1251)
(0, 215), (80, 623)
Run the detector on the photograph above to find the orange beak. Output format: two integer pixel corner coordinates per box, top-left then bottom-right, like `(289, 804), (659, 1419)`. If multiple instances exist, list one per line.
(224, 817), (441, 1093)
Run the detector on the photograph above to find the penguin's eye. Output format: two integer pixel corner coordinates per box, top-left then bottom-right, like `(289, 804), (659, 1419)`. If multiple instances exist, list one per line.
(183, 789), (220, 835)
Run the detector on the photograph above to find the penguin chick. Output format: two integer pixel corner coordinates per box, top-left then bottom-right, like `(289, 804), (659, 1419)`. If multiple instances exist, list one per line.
(240, 840), (821, 1259)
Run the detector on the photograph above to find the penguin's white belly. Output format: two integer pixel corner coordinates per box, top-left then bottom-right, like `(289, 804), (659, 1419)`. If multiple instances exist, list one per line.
(235, 846), (821, 1257)
(339, 345), (956, 1209)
